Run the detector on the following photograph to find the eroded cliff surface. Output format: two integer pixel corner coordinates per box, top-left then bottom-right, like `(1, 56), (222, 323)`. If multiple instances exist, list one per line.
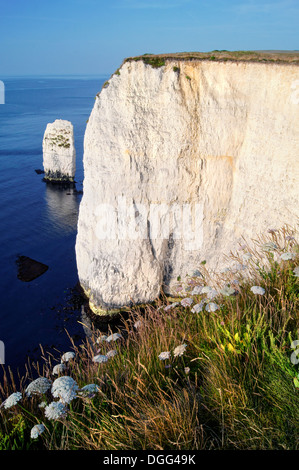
(76, 57), (299, 314)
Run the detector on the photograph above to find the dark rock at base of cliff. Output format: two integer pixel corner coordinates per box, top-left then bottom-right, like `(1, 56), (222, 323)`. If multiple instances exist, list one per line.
(42, 178), (76, 190)
(43, 170), (75, 187)
(35, 169), (45, 174)
(16, 255), (49, 282)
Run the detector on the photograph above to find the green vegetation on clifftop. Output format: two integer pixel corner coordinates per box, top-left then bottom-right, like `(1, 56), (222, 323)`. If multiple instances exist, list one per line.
(124, 50), (299, 66)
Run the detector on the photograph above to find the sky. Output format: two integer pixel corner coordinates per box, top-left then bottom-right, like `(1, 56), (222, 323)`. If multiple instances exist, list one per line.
(0, 0), (298, 76)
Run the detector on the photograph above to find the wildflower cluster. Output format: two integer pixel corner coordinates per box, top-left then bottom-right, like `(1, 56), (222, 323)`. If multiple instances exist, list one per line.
(25, 377), (52, 397)
(93, 331), (122, 363)
(51, 376), (78, 404)
(52, 350), (75, 375)
(0, 392), (22, 409)
(177, 284), (222, 314)
(0, 347), (103, 440)
(159, 343), (187, 361)
(0, 227), (297, 449)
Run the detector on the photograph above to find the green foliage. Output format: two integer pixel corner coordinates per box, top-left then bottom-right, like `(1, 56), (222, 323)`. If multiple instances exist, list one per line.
(1, 226), (298, 450)
(141, 57), (166, 68)
(0, 415), (32, 450)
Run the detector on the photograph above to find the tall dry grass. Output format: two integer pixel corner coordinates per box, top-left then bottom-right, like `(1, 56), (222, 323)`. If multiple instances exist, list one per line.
(0, 226), (298, 450)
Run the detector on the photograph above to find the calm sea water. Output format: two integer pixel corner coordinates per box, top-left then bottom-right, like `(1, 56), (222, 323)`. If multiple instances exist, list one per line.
(0, 76), (106, 376)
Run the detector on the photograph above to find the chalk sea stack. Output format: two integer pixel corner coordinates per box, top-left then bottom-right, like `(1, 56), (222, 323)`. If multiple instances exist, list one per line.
(75, 52), (299, 316)
(43, 119), (76, 183)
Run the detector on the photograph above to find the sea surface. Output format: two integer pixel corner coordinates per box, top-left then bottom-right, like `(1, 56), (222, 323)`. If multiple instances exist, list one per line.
(0, 76), (107, 377)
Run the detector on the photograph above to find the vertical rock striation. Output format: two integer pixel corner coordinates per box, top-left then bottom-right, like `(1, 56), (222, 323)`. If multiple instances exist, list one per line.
(76, 56), (299, 315)
(43, 119), (76, 183)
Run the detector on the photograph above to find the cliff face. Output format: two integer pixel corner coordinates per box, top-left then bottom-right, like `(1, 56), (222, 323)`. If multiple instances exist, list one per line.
(76, 58), (299, 315)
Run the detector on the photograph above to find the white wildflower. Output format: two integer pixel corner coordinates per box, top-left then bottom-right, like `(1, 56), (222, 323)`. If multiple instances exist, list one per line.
(201, 286), (211, 294)
(184, 367), (190, 374)
(133, 320), (142, 329)
(44, 401), (66, 420)
(93, 354), (108, 363)
(293, 266), (299, 277)
(201, 286), (218, 299)
(158, 351), (171, 361)
(38, 401), (47, 409)
(191, 300), (205, 313)
(250, 286), (265, 295)
(51, 376), (78, 404)
(96, 335), (108, 344)
(106, 349), (117, 358)
(164, 302), (179, 311)
(181, 297), (193, 307)
(52, 363), (66, 375)
(191, 286), (202, 295)
(1, 392), (22, 409)
(61, 351), (75, 362)
(220, 286), (236, 297)
(233, 263), (247, 272)
(205, 302), (219, 312)
(25, 377), (52, 397)
(280, 252), (296, 261)
(106, 333), (122, 342)
(30, 424), (45, 439)
(173, 343), (187, 357)
(79, 384), (100, 396)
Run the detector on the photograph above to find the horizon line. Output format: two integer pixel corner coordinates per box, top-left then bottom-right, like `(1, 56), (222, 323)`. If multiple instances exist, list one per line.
(0, 73), (111, 79)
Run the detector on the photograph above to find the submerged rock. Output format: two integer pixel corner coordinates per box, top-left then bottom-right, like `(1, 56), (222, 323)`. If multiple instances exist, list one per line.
(43, 119), (76, 183)
(16, 255), (48, 282)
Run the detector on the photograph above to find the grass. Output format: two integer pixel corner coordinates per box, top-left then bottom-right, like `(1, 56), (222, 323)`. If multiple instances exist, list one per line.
(0, 226), (298, 450)
(140, 56), (166, 68)
(124, 51), (299, 66)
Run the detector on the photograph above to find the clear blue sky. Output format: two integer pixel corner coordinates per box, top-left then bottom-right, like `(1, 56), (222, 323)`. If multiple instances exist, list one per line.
(1, 0), (298, 76)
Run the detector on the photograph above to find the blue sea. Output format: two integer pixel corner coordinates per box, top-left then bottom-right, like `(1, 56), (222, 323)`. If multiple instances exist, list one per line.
(0, 76), (107, 377)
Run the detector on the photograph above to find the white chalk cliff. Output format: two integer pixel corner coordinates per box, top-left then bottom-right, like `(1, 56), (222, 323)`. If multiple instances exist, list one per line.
(43, 119), (76, 182)
(76, 56), (299, 315)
